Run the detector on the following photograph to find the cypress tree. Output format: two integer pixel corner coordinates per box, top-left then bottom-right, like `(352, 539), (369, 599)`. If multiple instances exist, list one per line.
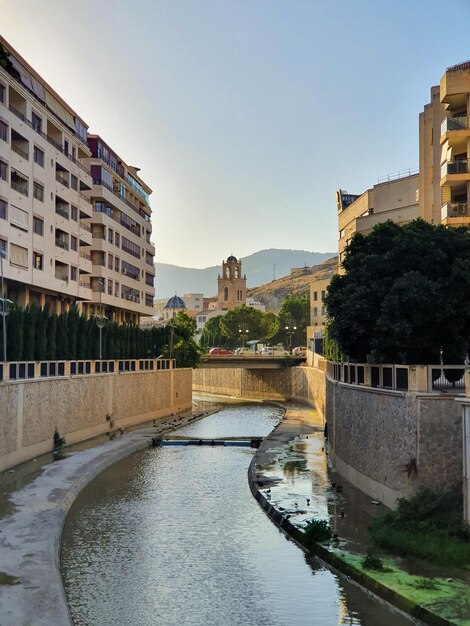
(7, 306), (24, 361)
(67, 307), (79, 359)
(35, 307), (46, 361)
(23, 305), (37, 361)
(46, 314), (57, 360)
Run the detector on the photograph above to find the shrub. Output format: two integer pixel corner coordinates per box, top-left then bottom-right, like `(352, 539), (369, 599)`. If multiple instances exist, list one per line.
(361, 552), (390, 572)
(303, 519), (331, 544)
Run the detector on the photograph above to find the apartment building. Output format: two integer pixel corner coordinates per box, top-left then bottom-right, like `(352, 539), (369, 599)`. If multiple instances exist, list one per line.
(420, 61), (470, 228)
(82, 135), (155, 324)
(0, 37), (93, 312)
(0, 37), (155, 323)
(336, 174), (419, 267)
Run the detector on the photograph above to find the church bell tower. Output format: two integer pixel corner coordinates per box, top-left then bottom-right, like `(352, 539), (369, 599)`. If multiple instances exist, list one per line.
(217, 255), (246, 310)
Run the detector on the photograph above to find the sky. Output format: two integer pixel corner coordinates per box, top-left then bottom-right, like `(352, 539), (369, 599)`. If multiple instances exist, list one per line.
(2, 0), (470, 267)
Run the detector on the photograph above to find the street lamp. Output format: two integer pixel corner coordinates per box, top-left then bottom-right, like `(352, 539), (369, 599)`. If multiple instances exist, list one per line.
(238, 323), (249, 349)
(285, 321), (297, 355)
(0, 248), (12, 362)
(96, 277), (106, 360)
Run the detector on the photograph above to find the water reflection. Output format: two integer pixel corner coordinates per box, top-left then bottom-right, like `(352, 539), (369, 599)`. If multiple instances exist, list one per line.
(61, 405), (418, 626)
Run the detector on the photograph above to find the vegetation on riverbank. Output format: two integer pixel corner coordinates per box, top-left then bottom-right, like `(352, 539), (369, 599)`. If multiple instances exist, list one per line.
(369, 487), (470, 567)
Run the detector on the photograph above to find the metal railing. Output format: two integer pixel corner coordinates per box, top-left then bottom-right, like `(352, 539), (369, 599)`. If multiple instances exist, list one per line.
(80, 221), (92, 232)
(55, 206), (69, 219)
(54, 271), (68, 281)
(56, 172), (69, 187)
(377, 167), (419, 184)
(441, 202), (470, 219)
(441, 159), (468, 177)
(429, 366), (465, 392)
(441, 115), (468, 134)
(55, 238), (69, 250)
(11, 176), (29, 196)
(79, 251), (91, 260)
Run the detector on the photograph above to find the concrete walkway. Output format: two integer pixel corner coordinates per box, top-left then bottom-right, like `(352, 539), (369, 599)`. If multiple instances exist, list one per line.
(0, 411), (209, 626)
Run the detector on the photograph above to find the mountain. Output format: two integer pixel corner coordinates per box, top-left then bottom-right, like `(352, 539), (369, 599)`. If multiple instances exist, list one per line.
(247, 256), (338, 310)
(154, 249), (336, 299)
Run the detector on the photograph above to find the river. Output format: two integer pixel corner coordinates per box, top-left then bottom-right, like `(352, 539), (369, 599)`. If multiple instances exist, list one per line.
(61, 404), (419, 625)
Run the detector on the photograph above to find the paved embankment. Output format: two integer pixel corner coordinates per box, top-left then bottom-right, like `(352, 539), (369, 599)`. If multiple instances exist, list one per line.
(0, 409), (214, 626)
(249, 405), (470, 626)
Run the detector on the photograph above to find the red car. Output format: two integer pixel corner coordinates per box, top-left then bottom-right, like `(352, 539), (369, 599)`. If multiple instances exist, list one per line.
(209, 347), (234, 355)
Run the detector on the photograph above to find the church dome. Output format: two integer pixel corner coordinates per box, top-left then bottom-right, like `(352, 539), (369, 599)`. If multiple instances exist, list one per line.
(226, 255), (238, 263)
(164, 295), (186, 309)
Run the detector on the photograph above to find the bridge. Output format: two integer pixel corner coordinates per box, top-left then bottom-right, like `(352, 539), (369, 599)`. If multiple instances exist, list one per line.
(199, 355), (306, 369)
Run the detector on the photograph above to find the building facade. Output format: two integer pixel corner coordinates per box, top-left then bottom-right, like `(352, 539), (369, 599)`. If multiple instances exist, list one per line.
(0, 37), (155, 323)
(0, 36), (93, 313)
(217, 255), (246, 310)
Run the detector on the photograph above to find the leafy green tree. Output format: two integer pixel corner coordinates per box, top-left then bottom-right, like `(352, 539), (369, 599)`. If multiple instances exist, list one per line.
(200, 315), (227, 348)
(325, 219), (470, 364)
(165, 312), (201, 367)
(272, 293), (309, 348)
(220, 305), (277, 345)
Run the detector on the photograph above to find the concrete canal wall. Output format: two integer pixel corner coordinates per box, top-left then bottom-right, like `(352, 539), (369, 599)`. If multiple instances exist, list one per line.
(0, 367), (192, 472)
(194, 365), (463, 508)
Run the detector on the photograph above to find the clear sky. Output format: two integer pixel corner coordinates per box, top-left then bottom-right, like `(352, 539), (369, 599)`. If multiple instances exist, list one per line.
(2, 0), (470, 267)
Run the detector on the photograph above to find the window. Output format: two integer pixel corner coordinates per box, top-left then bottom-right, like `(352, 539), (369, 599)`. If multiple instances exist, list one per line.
(70, 235), (77, 251)
(321, 306), (326, 316)
(114, 256), (120, 272)
(114, 282), (120, 297)
(71, 266), (77, 281)
(11, 170), (29, 196)
(0, 199), (6, 220)
(0, 159), (7, 181)
(31, 112), (42, 133)
(33, 252), (43, 270)
(10, 243), (28, 268)
(71, 174), (78, 190)
(321, 290), (326, 300)
(0, 83), (5, 104)
(313, 307), (318, 317)
(71, 205), (78, 221)
(33, 181), (44, 202)
(146, 251), (153, 266)
(0, 120), (7, 142)
(33, 146), (44, 167)
(0, 238), (6, 256)
(115, 232), (120, 247)
(122, 236), (140, 259)
(108, 253), (113, 270)
(33, 216), (43, 235)
(313, 291), (318, 301)
(108, 228), (113, 244)
(108, 279), (113, 295)
(10, 205), (28, 231)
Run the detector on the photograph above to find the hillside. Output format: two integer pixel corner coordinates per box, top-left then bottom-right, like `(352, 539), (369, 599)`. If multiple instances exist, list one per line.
(247, 256), (338, 310)
(155, 249), (335, 298)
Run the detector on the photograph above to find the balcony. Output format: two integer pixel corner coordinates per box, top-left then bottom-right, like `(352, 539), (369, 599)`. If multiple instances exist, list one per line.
(80, 221), (92, 233)
(56, 205), (69, 219)
(80, 251), (91, 261)
(55, 238), (69, 251)
(55, 271), (69, 281)
(11, 170), (29, 196)
(441, 115), (468, 134)
(56, 171), (69, 188)
(441, 202), (470, 225)
(441, 159), (468, 183)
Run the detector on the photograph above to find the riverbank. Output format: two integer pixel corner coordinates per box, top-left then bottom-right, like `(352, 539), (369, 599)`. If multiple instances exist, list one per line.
(249, 405), (470, 626)
(0, 407), (215, 626)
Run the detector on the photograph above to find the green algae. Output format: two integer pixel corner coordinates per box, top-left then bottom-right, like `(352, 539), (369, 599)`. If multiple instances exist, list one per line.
(341, 552), (470, 626)
(0, 572), (20, 585)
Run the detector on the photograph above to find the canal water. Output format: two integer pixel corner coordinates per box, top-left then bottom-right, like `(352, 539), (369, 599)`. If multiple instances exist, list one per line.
(61, 405), (419, 626)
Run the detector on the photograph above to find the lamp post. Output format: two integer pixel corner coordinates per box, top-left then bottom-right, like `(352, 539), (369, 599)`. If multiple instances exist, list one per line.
(0, 247), (9, 362)
(285, 320), (297, 355)
(238, 323), (249, 349)
(96, 277), (106, 360)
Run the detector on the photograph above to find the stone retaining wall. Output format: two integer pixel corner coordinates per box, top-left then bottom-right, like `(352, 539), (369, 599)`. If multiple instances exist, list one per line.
(0, 368), (192, 472)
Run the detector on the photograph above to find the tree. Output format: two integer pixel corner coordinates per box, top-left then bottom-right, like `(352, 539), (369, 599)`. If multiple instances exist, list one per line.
(219, 305), (277, 346)
(200, 316), (228, 348)
(325, 219), (470, 364)
(163, 313), (201, 367)
(272, 293), (309, 348)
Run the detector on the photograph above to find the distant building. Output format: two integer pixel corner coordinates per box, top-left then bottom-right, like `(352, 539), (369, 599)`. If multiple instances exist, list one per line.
(183, 292), (204, 313)
(162, 294), (186, 321)
(217, 255), (246, 310)
(246, 297), (265, 312)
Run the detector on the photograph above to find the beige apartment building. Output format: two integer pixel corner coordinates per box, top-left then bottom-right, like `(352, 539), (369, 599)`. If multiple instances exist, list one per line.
(82, 135), (155, 324)
(420, 60), (470, 228)
(0, 37), (154, 322)
(0, 37), (93, 312)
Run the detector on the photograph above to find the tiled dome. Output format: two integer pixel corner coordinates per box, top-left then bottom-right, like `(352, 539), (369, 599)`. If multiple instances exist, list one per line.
(164, 295), (186, 309)
(226, 255), (238, 263)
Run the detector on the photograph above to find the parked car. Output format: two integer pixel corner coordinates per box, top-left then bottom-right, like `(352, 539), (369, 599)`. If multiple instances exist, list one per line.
(259, 347), (274, 356)
(293, 346), (307, 357)
(209, 347), (234, 355)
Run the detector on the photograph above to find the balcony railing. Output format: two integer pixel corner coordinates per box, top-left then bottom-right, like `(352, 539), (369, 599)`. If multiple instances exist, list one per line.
(441, 159), (468, 177)
(441, 115), (468, 134)
(56, 172), (69, 187)
(79, 281), (91, 288)
(11, 176), (29, 196)
(79, 251), (91, 260)
(55, 271), (69, 281)
(55, 239), (69, 250)
(55, 206), (69, 219)
(80, 221), (92, 232)
(441, 202), (470, 219)
(11, 144), (29, 160)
